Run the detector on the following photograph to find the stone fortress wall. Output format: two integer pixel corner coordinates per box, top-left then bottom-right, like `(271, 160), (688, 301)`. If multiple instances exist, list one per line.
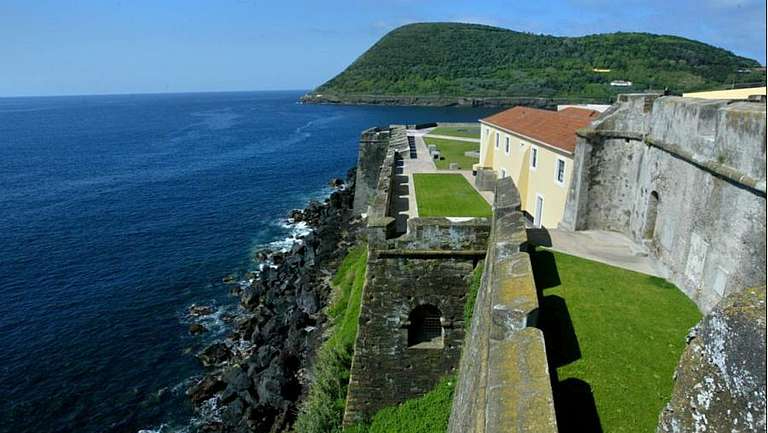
(344, 96), (766, 432)
(448, 177), (557, 433)
(343, 126), (492, 426)
(561, 94), (766, 312)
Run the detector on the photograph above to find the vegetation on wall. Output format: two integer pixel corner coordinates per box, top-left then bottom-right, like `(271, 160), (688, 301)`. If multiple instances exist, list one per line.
(464, 261), (484, 328)
(311, 23), (763, 102)
(294, 244), (368, 433)
(344, 375), (456, 433)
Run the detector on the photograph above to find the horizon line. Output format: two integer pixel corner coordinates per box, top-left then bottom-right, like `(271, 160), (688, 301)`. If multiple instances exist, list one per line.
(0, 88), (311, 99)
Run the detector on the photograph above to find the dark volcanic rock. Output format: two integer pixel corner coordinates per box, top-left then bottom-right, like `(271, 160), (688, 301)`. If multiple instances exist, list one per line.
(187, 374), (226, 404)
(197, 342), (233, 367)
(188, 169), (361, 432)
(189, 323), (207, 335)
(657, 286), (766, 433)
(189, 304), (214, 317)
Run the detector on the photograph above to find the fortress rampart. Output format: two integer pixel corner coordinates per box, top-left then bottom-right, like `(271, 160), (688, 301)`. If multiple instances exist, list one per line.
(562, 94), (766, 312)
(448, 177), (557, 433)
(343, 129), (492, 426)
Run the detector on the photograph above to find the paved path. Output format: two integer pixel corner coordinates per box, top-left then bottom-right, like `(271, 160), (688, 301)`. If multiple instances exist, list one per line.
(423, 133), (480, 143)
(540, 229), (666, 277)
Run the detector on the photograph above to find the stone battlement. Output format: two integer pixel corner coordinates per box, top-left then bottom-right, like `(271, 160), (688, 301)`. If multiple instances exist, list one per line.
(448, 177), (557, 433)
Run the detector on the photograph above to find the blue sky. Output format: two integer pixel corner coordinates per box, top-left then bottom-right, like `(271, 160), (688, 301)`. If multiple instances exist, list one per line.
(0, 0), (764, 96)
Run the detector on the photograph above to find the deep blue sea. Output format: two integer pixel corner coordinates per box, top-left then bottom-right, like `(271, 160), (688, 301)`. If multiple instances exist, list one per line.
(0, 91), (495, 433)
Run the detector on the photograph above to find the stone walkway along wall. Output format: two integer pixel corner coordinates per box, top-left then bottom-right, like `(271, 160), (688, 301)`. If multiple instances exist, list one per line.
(448, 177), (558, 433)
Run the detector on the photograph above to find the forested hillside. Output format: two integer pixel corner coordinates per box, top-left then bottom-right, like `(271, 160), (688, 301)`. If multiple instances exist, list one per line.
(305, 23), (763, 103)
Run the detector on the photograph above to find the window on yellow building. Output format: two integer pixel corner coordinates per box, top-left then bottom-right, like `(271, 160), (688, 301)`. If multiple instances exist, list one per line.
(555, 158), (566, 185)
(505, 137), (510, 155)
(495, 132), (499, 149)
(501, 168), (507, 178)
(531, 146), (538, 169)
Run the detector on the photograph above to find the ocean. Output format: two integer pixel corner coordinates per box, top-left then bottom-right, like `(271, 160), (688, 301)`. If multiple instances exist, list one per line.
(0, 91), (496, 433)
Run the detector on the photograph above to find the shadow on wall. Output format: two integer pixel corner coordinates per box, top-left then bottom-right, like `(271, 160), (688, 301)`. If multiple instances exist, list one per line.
(529, 247), (603, 433)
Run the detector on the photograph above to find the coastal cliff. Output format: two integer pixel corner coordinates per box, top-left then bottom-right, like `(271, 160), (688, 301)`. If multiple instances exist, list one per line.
(186, 169), (362, 433)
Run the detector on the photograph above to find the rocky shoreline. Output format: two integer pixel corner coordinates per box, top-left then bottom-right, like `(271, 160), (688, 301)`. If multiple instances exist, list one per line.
(185, 168), (362, 433)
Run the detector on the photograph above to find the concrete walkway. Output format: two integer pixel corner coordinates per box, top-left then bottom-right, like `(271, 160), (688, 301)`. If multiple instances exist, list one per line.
(540, 229), (666, 277)
(423, 133), (480, 143)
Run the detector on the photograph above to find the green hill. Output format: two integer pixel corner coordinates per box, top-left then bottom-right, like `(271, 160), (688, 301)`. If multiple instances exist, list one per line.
(303, 23), (763, 105)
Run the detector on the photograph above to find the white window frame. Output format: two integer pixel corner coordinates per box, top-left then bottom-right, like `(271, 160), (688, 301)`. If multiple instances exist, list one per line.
(554, 157), (566, 186)
(501, 168), (507, 178)
(530, 146), (538, 170)
(495, 132), (499, 149)
(534, 193), (545, 228)
(504, 136), (510, 155)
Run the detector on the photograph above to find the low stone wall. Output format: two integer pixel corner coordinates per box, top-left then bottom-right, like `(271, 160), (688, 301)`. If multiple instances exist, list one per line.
(475, 167), (497, 192)
(562, 94), (766, 312)
(448, 177), (558, 433)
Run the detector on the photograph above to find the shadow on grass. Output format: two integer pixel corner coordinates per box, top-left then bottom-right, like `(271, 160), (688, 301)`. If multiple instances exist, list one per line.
(539, 295), (580, 368)
(529, 248), (561, 290)
(529, 248), (603, 433)
(551, 378), (603, 433)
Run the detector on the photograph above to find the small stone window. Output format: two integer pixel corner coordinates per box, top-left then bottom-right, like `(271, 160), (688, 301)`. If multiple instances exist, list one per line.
(407, 305), (443, 349)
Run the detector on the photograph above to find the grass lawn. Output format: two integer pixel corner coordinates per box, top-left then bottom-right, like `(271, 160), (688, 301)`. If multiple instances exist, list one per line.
(424, 137), (479, 170)
(530, 249), (701, 433)
(413, 173), (491, 218)
(427, 125), (481, 139)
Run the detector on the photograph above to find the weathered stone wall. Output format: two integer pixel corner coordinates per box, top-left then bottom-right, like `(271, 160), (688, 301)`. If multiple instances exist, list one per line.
(343, 127), (492, 426)
(352, 127), (391, 215)
(474, 167), (498, 192)
(562, 94), (766, 312)
(448, 177), (558, 433)
(657, 286), (766, 433)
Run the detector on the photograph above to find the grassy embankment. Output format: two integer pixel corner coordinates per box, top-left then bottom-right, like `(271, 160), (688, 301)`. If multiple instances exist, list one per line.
(424, 137), (479, 170)
(413, 174), (491, 218)
(346, 262), (485, 433)
(531, 248), (701, 433)
(294, 244), (368, 433)
(427, 126), (481, 139)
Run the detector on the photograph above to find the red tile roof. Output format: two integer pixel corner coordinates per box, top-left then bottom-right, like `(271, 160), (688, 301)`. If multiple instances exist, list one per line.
(481, 106), (599, 153)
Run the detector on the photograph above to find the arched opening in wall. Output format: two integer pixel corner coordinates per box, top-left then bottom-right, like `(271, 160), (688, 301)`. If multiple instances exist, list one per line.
(643, 191), (659, 240)
(407, 305), (443, 349)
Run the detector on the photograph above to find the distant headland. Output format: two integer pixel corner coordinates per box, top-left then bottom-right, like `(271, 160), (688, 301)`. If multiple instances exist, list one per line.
(301, 22), (764, 107)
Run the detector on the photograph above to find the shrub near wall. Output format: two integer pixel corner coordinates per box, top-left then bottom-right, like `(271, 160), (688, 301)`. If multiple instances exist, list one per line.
(294, 244), (368, 433)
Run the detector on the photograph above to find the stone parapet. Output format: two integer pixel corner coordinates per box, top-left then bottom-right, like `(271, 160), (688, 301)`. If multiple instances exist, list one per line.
(448, 176), (558, 433)
(475, 167), (498, 192)
(353, 127), (391, 215)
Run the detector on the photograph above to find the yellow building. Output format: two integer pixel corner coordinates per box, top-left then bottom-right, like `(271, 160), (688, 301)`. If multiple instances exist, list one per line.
(477, 106), (599, 228)
(683, 86), (766, 100)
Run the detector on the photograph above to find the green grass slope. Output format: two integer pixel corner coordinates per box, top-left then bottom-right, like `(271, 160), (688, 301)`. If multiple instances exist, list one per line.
(294, 244), (368, 433)
(531, 248), (701, 433)
(310, 22), (762, 102)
